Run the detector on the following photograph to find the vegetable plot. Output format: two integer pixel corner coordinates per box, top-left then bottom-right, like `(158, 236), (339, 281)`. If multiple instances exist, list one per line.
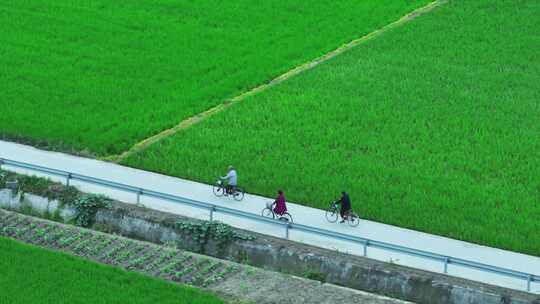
(0, 211), (239, 289)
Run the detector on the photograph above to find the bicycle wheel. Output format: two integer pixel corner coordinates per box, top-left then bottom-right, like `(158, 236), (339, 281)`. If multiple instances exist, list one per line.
(261, 207), (274, 219)
(347, 212), (360, 227)
(233, 187), (245, 201)
(325, 207), (338, 223)
(280, 212), (293, 223)
(213, 184), (224, 197)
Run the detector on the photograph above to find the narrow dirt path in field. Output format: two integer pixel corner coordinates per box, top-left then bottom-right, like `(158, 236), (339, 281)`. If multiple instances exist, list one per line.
(107, 0), (447, 163)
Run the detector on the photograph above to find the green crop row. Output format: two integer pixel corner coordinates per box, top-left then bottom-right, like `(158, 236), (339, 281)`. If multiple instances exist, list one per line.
(0, 237), (223, 304)
(0, 209), (237, 287)
(0, 0), (429, 155)
(123, 0), (540, 256)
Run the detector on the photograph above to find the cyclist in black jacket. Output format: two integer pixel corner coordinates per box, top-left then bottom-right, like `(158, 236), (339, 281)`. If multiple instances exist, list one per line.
(334, 191), (351, 223)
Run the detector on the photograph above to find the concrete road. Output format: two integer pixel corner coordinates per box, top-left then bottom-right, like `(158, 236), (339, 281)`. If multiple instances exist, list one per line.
(0, 140), (538, 293)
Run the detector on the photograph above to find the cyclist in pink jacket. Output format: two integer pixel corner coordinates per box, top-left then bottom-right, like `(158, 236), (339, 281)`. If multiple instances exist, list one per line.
(273, 190), (287, 215)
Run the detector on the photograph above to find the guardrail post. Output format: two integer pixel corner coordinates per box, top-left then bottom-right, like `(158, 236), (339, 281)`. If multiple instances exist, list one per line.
(0, 159), (4, 170)
(363, 240), (369, 257)
(136, 189), (143, 204)
(285, 223), (291, 239)
(209, 206), (216, 221)
(527, 275), (532, 292)
(443, 257), (449, 274)
(66, 173), (72, 186)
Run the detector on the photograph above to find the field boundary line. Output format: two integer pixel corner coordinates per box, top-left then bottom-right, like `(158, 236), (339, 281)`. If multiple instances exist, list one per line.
(107, 0), (447, 163)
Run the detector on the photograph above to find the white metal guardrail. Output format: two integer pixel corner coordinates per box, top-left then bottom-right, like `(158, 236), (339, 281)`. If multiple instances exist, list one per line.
(0, 157), (538, 292)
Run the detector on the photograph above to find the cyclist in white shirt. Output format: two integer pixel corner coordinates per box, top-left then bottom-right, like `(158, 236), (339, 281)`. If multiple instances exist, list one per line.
(221, 165), (237, 195)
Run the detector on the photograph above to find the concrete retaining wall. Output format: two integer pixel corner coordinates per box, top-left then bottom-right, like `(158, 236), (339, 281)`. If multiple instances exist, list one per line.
(0, 189), (76, 221)
(94, 202), (540, 304)
(1, 188), (539, 304)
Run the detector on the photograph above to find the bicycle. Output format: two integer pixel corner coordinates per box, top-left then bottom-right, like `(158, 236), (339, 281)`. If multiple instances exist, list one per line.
(325, 202), (360, 227)
(212, 179), (245, 201)
(261, 202), (293, 223)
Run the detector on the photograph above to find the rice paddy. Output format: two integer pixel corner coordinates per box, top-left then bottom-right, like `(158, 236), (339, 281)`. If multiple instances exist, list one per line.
(0, 236), (224, 304)
(0, 0), (429, 155)
(123, 0), (540, 256)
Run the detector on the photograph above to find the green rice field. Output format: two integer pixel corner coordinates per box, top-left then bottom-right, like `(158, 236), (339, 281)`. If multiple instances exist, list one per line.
(0, 237), (223, 304)
(124, 0), (540, 256)
(0, 0), (429, 155)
